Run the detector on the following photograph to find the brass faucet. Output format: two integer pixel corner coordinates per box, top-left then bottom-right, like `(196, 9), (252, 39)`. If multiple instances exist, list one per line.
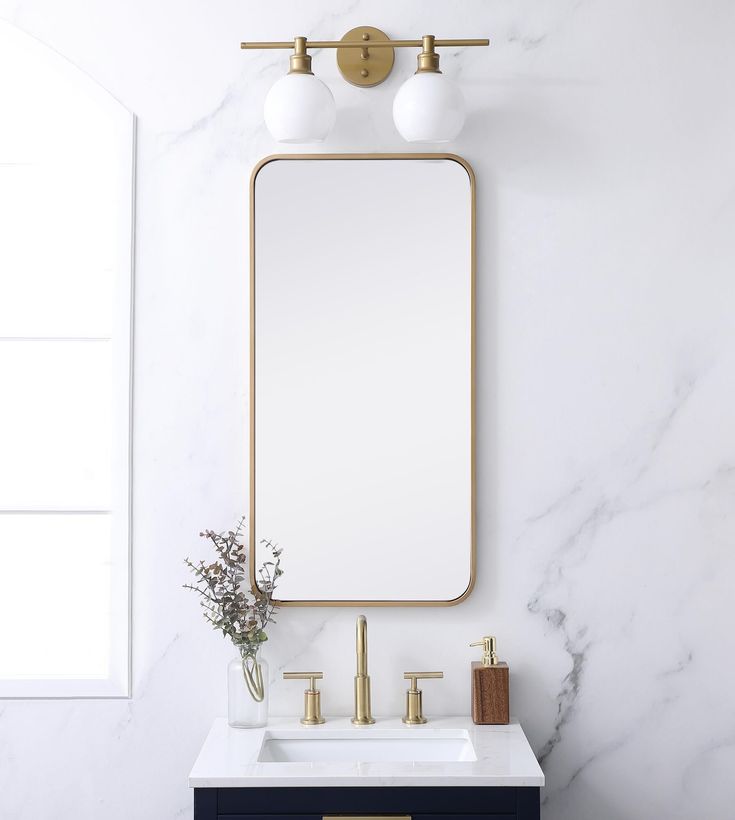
(351, 615), (375, 724)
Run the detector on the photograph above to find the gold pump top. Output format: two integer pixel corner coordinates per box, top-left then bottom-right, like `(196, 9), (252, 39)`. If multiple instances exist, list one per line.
(470, 636), (499, 666)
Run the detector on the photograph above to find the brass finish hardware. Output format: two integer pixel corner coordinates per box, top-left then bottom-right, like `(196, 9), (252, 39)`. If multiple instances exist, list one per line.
(288, 36), (313, 75)
(249, 154), (477, 608)
(470, 636), (499, 667)
(337, 27), (394, 87)
(283, 671), (326, 725)
(402, 671), (443, 725)
(241, 30), (489, 89)
(415, 35), (441, 74)
(240, 37), (489, 50)
(352, 615), (375, 725)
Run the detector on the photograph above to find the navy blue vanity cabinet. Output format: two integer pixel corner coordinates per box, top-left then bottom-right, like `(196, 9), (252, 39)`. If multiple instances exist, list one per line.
(189, 719), (544, 819)
(193, 785), (541, 819)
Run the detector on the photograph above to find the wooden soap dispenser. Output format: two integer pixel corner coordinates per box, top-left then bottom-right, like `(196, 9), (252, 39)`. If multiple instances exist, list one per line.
(470, 636), (509, 725)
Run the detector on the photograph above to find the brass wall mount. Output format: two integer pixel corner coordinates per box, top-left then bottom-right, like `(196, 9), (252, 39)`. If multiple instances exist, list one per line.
(336, 26), (394, 87)
(241, 29), (489, 88)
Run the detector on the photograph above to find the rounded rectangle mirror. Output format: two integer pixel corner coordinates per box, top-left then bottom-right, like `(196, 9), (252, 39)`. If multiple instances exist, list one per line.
(251, 154), (475, 606)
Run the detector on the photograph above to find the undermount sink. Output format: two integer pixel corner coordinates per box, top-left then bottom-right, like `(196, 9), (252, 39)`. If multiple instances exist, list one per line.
(257, 731), (477, 763)
(189, 717), (546, 788)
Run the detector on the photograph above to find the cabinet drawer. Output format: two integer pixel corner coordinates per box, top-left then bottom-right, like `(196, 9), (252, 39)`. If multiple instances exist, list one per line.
(219, 816), (319, 820)
(219, 816), (516, 820)
(216, 787), (517, 815)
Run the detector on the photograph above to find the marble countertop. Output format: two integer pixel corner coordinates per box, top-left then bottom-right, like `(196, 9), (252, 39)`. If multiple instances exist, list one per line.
(188, 716), (545, 788)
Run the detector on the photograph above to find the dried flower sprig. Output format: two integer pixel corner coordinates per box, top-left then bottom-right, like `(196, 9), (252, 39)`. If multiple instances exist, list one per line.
(183, 516), (283, 661)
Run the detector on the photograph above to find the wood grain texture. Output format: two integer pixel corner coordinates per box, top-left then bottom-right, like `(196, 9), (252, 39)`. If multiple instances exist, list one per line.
(471, 661), (510, 724)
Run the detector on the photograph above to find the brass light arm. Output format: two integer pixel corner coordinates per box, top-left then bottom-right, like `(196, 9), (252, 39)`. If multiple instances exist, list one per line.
(241, 30), (489, 87)
(240, 38), (489, 50)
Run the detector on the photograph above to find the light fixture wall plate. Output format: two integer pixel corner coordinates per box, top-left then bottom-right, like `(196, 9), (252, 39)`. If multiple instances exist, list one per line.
(336, 26), (395, 88)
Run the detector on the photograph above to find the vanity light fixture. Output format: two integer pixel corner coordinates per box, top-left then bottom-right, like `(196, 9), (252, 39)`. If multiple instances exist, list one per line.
(241, 28), (489, 144)
(263, 36), (336, 143)
(392, 36), (465, 143)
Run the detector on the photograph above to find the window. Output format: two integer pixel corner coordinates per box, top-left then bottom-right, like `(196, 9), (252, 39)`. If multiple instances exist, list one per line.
(0, 21), (134, 697)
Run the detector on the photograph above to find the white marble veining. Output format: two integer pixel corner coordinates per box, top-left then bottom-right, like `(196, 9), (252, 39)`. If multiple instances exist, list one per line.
(189, 717), (544, 788)
(0, 2), (734, 819)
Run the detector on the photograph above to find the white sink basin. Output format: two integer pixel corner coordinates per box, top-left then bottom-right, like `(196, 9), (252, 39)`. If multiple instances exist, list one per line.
(190, 717), (546, 788)
(257, 731), (477, 763)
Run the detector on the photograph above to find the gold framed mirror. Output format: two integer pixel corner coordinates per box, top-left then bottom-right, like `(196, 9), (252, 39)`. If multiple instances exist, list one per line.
(250, 154), (475, 606)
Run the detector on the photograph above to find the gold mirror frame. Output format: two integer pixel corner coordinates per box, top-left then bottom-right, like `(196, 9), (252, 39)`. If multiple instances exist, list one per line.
(249, 153), (476, 607)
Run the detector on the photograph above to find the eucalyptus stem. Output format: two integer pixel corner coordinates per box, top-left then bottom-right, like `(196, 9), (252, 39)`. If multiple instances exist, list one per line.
(241, 652), (265, 702)
(183, 517), (284, 672)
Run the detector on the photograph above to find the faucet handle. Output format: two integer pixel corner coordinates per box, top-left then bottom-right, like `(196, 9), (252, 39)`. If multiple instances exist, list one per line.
(283, 672), (326, 725)
(402, 671), (443, 725)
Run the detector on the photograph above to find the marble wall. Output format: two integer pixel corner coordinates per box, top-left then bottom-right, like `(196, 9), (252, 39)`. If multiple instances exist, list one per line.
(0, 1), (733, 818)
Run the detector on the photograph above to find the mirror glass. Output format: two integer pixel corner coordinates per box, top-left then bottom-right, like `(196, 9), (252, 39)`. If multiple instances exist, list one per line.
(252, 155), (474, 604)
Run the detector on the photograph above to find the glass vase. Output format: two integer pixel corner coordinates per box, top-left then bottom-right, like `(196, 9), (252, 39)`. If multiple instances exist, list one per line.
(228, 646), (268, 728)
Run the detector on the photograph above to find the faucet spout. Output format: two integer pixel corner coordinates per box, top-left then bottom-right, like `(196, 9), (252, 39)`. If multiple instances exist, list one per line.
(356, 614), (368, 676)
(352, 615), (375, 725)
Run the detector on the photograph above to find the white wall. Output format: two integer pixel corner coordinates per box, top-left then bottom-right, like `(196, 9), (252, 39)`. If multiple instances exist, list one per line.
(0, 2), (733, 818)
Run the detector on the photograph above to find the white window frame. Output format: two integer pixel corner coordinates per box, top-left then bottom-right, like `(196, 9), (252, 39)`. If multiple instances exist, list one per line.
(0, 22), (135, 699)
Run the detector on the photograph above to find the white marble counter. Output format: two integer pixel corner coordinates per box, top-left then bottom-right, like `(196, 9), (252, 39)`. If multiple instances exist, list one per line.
(188, 716), (545, 788)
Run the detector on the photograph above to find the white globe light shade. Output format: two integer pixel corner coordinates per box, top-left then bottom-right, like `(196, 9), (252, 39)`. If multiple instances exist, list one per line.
(264, 73), (336, 143)
(392, 72), (466, 143)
